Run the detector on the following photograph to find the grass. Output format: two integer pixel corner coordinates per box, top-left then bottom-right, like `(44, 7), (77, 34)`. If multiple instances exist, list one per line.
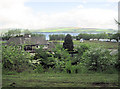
(2, 40), (118, 87)
(73, 40), (118, 49)
(2, 72), (118, 87)
(49, 40), (118, 49)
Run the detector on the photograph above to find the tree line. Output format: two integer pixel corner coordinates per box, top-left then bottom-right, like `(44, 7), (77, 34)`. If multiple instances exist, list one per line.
(1, 29), (45, 40)
(49, 33), (120, 42)
(49, 34), (65, 40)
(76, 33), (120, 41)
(1, 29), (120, 41)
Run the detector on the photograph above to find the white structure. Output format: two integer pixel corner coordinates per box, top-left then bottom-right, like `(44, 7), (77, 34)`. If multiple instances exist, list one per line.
(80, 39), (84, 42)
(111, 39), (117, 42)
(106, 39), (110, 42)
(89, 39), (93, 41)
(99, 39), (110, 42)
(94, 39), (98, 41)
(99, 39), (105, 42)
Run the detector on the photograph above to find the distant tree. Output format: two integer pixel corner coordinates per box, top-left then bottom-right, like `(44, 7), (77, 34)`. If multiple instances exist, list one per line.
(49, 34), (65, 40)
(15, 29), (21, 36)
(24, 29), (31, 34)
(63, 34), (74, 51)
(112, 33), (120, 41)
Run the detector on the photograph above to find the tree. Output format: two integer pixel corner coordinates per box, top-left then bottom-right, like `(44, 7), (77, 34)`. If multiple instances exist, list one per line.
(112, 33), (120, 42)
(24, 29), (31, 34)
(63, 34), (74, 51)
(2, 45), (31, 72)
(15, 29), (21, 36)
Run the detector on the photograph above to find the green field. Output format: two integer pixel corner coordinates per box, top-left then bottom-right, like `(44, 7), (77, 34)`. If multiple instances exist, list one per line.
(32, 27), (117, 33)
(51, 40), (118, 49)
(73, 40), (118, 49)
(2, 73), (118, 87)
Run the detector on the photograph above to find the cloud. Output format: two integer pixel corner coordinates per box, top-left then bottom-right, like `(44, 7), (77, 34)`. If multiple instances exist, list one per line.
(28, 0), (87, 3)
(39, 8), (117, 29)
(77, 5), (84, 9)
(107, 0), (120, 2)
(0, 0), (118, 32)
(28, 0), (119, 3)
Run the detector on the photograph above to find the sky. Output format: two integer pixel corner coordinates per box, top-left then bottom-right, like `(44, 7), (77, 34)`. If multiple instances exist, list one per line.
(0, 0), (119, 32)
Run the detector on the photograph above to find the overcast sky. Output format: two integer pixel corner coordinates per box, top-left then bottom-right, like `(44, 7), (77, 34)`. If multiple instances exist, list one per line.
(0, 0), (119, 32)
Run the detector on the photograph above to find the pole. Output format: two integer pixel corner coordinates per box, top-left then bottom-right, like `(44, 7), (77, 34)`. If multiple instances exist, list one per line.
(118, 1), (120, 87)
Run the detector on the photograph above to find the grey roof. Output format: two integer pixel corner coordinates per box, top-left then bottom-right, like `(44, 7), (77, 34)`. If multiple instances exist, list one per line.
(7, 37), (48, 45)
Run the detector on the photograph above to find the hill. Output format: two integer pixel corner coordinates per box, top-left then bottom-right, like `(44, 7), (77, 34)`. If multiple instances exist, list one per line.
(0, 27), (117, 34)
(33, 27), (117, 33)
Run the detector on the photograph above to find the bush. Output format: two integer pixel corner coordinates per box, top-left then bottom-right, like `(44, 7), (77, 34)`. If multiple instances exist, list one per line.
(77, 44), (90, 57)
(71, 44), (90, 65)
(2, 45), (31, 73)
(82, 47), (117, 72)
(34, 47), (56, 69)
(35, 64), (44, 73)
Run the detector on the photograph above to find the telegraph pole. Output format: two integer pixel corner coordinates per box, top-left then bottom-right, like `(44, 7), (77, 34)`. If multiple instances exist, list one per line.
(118, 1), (120, 87)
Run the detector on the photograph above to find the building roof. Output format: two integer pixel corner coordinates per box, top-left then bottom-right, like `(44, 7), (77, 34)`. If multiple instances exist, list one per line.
(7, 36), (48, 45)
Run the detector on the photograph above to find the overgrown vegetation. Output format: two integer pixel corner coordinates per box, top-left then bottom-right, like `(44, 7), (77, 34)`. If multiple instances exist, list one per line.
(2, 32), (118, 87)
(2, 43), (118, 87)
(76, 33), (120, 41)
(2, 45), (31, 73)
(2, 43), (118, 74)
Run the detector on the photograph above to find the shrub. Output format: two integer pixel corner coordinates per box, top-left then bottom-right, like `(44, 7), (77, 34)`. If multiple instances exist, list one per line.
(71, 44), (90, 65)
(35, 64), (44, 73)
(82, 47), (117, 72)
(34, 46), (55, 69)
(76, 44), (90, 57)
(2, 45), (31, 73)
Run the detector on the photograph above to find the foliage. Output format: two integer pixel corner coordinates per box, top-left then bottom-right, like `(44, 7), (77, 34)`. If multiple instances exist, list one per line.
(82, 47), (117, 72)
(77, 44), (90, 56)
(76, 33), (109, 40)
(2, 29), (21, 40)
(32, 43), (117, 74)
(70, 44), (90, 67)
(33, 44), (72, 73)
(49, 34), (65, 40)
(63, 34), (74, 51)
(35, 64), (44, 73)
(34, 46), (56, 69)
(23, 29), (32, 34)
(2, 45), (31, 73)
(111, 33), (120, 41)
(31, 33), (45, 38)
(2, 39), (118, 74)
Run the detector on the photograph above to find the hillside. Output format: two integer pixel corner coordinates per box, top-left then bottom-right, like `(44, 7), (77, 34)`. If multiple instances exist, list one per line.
(0, 27), (117, 34)
(33, 27), (117, 33)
